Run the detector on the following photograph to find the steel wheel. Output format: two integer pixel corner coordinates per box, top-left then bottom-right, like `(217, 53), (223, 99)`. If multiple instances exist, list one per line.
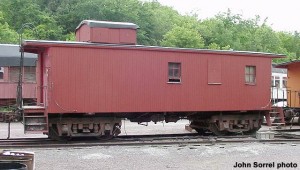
(209, 123), (228, 136)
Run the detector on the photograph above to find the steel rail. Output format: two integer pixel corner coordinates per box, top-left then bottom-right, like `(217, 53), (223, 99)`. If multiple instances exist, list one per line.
(0, 133), (299, 149)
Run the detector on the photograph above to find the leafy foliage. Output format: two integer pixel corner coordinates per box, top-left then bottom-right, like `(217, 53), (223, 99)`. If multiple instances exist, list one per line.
(161, 25), (204, 48)
(0, 12), (18, 44)
(0, 0), (299, 62)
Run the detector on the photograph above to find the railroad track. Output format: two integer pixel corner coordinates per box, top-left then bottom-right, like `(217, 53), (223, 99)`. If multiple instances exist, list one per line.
(272, 128), (300, 132)
(0, 132), (300, 148)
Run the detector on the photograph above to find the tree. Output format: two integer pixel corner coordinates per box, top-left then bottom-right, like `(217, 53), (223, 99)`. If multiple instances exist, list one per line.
(208, 43), (220, 50)
(138, 1), (182, 45)
(161, 25), (204, 49)
(0, 0), (44, 30)
(0, 12), (18, 44)
(55, 0), (102, 35)
(0, 0), (299, 63)
(253, 25), (281, 53)
(35, 0), (64, 14)
(0, 0), (63, 40)
(198, 11), (260, 51)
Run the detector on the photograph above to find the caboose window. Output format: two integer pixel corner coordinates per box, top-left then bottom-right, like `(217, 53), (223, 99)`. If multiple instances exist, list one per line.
(0, 67), (3, 80)
(168, 62), (181, 83)
(24, 66), (36, 83)
(245, 66), (256, 84)
(9, 66), (19, 82)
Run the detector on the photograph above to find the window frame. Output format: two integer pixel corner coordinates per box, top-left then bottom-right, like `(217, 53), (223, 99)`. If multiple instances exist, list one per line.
(24, 66), (36, 83)
(0, 67), (4, 80)
(9, 66), (20, 83)
(274, 76), (280, 88)
(245, 65), (256, 85)
(168, 62), (181, 83)
(8, 66), (36, 83)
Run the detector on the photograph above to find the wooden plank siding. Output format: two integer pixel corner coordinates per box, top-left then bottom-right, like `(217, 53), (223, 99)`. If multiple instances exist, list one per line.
(0, 66), (36, 100)
(35, 45), (274, 114)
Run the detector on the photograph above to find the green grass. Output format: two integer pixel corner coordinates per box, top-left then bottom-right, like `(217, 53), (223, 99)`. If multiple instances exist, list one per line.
(0, 107), (14, 112)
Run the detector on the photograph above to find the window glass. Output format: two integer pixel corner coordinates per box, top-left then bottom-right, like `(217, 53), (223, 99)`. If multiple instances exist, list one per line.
(0, 67), (3, 80)
(168, 62), (181, 83)
(9, 66), (20, 82)
(24, 66), (36, 82)
(245, 67), (249, 74)
(274, 76), (280, 88)
(173, 69), (179, 77)
(245, 66), (256, 84)
(282, 77), (287, 88)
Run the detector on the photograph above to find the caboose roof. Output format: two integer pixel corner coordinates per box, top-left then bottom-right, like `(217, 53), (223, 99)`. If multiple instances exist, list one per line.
(75, 20), (139, 31)
(0, 44), (37, 67)
(22, 40), (285, 58)
(275, 60), (300, 68)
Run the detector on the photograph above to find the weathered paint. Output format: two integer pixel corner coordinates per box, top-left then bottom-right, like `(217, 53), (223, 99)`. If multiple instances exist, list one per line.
(23, 43), (276, 114)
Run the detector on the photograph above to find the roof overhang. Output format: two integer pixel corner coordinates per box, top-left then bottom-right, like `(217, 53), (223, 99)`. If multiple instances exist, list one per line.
(22, 40), (286, 59)
(275, 60), (300, 68)
(0, 57), (36, 67)
(75, 20), (140, 31)
(0, 44), (37, 66)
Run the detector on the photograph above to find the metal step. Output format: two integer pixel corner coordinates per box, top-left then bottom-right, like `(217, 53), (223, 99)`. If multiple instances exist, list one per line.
(25, 123), (47, 126)
(24, 115), (48, 133)
(24, 116), (47, 118)
(271, 123), (285, 125)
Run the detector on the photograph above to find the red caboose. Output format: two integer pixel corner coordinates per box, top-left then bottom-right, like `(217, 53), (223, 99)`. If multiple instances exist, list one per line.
(22, 20), (283, 138)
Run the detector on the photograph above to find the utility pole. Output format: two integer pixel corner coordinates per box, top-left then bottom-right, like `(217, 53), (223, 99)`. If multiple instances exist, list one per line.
(8, 23), (37, 139)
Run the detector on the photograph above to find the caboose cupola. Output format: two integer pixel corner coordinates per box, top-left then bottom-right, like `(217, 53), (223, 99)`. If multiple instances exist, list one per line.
(75, 20), (139, 44)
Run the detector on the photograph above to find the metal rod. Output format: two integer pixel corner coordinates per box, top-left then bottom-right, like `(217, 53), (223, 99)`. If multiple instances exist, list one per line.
(16, 23), (38, 135)
(16, 43), (24, 110)
(271, 86), (273, 104)
(7, 120), (10, 139)
(276, 87), (279, 103)
(283, 88), (285, 105)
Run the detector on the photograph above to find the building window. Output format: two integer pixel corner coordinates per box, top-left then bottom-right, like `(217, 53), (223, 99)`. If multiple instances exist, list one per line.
(0, 67), (3, 80)
(9, 66), (20, 82)
(8, 66), (36, 83)
(245, 66), (256, 84)
(274, 76), (280, 88)
(282, 77), (287, 88)
(24, 66), (36, 82)
(168, 62), (181, 83)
